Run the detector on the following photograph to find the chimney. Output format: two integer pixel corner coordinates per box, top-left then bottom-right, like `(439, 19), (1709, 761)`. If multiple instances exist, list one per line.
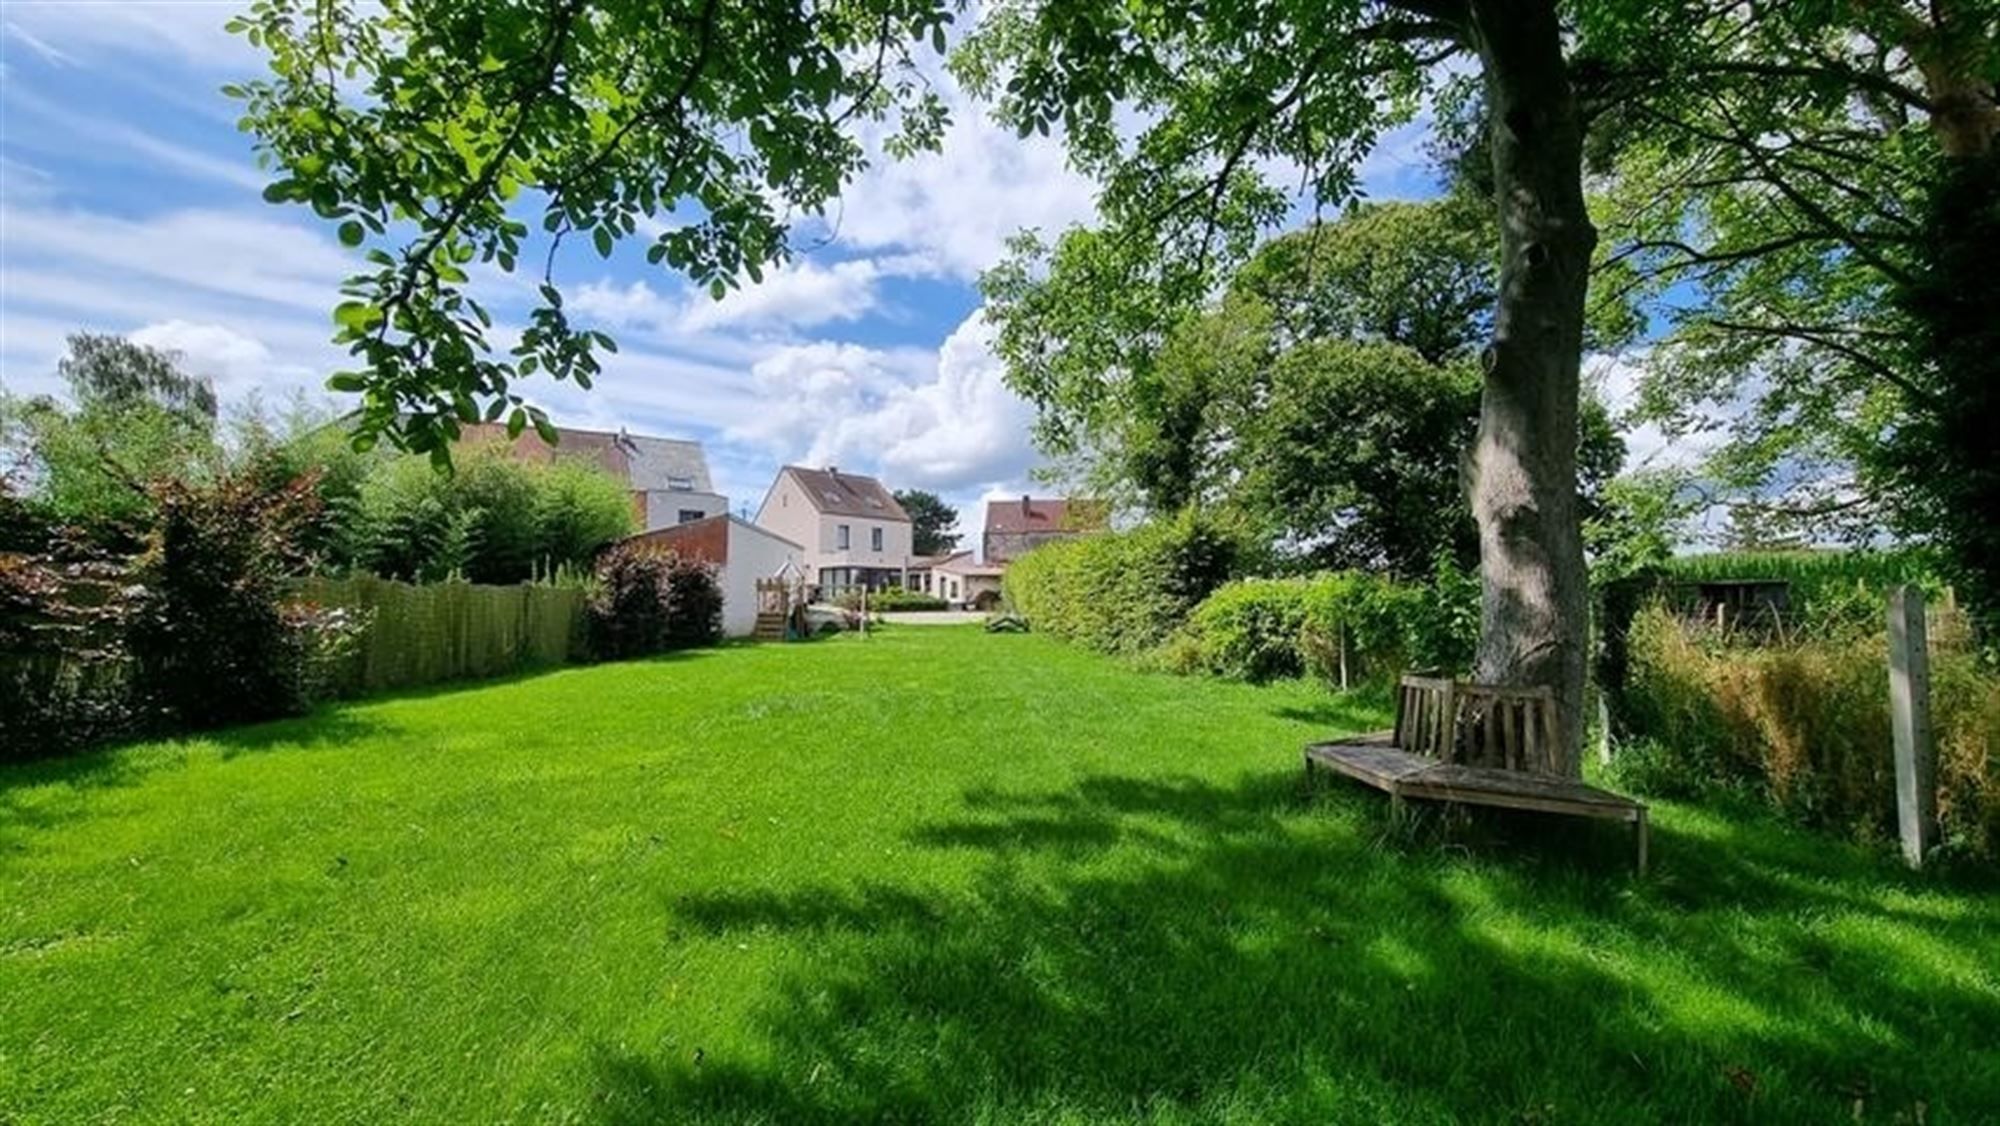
(1020, 495), (1031, 517)
(826, 466), (839, 476)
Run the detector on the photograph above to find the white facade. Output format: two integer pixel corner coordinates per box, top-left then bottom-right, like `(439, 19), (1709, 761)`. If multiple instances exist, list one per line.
(754, 468), (913, 596)
(643, 489), (728, 531)
(716, 520), (804, 637)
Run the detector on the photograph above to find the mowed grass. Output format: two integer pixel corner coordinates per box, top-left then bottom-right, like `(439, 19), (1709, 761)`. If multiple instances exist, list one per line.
(3, 628), (1996, 1124)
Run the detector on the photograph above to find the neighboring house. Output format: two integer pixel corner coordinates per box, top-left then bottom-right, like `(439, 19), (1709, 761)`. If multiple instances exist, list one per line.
(753, 466), (913, 597)
(982, 496), (1107, 565)
(621, 515), (804, 637)
(930, 551), (1006, 610)
(459, 422), (728, 531)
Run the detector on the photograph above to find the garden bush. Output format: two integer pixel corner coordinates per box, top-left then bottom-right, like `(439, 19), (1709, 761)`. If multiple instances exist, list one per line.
(0, 547), (139, 759)
(126, 475), (342, 730)
(1615, 603), (1998, 858)
(1181, 578), (1312, 682)
(661, 554), (724, 649)
(1003, 508), (1241, 655)
(1173, 561), (1480, 686)
(587, 543), (721, 660)
(837, 588), (949, 612)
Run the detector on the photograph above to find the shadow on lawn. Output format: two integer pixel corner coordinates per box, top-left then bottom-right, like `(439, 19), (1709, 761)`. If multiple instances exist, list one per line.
(592, 771), (1999, 1124)
(1, 710), (401, 852)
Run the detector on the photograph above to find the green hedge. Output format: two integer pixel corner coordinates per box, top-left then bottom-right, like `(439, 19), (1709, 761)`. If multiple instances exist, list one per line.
(1003, 509), (1240, 655)
(1659, 549), (1944, 637)
(1172, 564), (1479, 685)
(294, 575), (585, 696)
(839, 589), (949, 612)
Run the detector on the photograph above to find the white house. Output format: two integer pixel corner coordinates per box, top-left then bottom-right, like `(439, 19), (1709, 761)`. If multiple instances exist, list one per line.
(753, 465), (913, 597)
(622, 515), (805, 637)
(928, 551), (1006, 610)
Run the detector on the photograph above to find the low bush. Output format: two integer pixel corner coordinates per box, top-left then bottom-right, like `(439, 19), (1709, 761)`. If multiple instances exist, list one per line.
(1616, 603), (1998, 858)
(1003, 508), (1242, 655)
(127, 475), (336, 730)
(587, 543), (722, 660)
(837, 588), (949, 612)
(1169, 561), (1480, 686)
(0, 548), (138, 759)
(661, 555), (724, 649)
(1181, 578), (1312, 682)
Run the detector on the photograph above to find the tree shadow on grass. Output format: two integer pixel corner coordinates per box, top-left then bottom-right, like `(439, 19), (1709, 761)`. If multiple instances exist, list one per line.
(590, 770), (2000, 1124)
(1, 710), (401, 853)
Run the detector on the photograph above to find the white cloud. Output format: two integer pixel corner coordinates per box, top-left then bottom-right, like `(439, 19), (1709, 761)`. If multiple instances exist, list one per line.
(3, 21), (74, 67)
(1587, 352), (1730, 473)
(822, 88), (1100, 280)
(0, 2), (249, 71)
(571, 252), (932, 338)
(1, 205), (357, 315)
(729, 309), (1038, 494)
(2, 85), (265, 191)
(127, 319), (322, 399)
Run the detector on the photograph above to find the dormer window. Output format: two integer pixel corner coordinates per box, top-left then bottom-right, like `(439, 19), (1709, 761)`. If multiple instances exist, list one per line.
(667, 475), (694, 491)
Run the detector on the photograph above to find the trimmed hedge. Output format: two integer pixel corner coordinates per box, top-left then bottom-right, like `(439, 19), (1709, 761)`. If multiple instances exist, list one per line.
(840, 588), (949, 612)
(1003, 509), (1241, 655)
(1170, 563), (1479, 685)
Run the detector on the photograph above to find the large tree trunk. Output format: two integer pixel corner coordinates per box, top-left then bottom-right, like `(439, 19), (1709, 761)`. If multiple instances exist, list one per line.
(1463, 0), (1596, 777)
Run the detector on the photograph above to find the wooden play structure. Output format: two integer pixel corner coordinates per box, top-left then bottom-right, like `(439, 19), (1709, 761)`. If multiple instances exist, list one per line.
(753, 576), (807, 641)
(1305, 675), (1650, 872)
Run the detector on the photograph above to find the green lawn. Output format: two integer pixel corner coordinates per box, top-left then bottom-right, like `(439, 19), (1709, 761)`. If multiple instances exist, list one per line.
(3, 627), (1996, 1124)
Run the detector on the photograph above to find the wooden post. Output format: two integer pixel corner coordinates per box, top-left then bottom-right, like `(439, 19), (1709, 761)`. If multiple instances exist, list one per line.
(1337, 622), (1350, 692)
(1888, 585), (1937, 868)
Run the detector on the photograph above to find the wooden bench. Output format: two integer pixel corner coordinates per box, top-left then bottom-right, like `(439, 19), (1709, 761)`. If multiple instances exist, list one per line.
(1305, 675), (1650, 873)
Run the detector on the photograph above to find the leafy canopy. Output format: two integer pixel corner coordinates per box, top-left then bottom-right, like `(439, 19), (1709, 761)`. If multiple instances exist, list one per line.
(230, 0), (953, 458)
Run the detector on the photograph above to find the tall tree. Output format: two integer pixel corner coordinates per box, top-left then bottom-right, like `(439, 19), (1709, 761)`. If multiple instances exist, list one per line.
(1579, 1), (2000, 622)
(242, 0), (1604, 773)
(893, 489), (961, 556)
(0, 335), (220, 530)
(967, 0), (1601, 772)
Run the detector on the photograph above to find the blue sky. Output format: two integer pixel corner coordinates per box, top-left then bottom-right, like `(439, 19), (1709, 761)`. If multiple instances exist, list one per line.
(0, 2), (1472, 534)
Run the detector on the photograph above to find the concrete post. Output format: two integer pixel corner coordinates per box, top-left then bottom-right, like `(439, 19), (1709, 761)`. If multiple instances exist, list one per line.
(1888, 585), (1937, 868)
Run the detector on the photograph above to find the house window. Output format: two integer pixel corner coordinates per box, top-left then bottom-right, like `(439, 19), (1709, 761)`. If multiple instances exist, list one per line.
(870, 526), (883, 552)
(836, 524), (850, 550)
(678, 509), (704, 524)
(667, 476), (694, 491)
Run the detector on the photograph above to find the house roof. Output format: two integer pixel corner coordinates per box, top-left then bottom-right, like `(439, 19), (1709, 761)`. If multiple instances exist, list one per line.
(459, 422), (715, 493)
(984, 496), (1106, 535)
(934, 551), (1005, 578)
(778, 466), (910, 521)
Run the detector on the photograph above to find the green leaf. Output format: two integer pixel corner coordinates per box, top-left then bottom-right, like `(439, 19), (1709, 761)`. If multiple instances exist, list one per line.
(326, 372), (369, 393)
(261, 179), (298, 204)
(333, 301), (380, 330)
(506, 407), (527, 440)
(593, 226), (614, 258)
(531, 411), (558, 446)
(338, 220), (365, 247)
(708, 278), (726, 301)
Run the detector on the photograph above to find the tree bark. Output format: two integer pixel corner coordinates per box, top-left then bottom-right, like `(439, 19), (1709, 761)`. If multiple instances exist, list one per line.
(1463, 0), (1595, 776)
